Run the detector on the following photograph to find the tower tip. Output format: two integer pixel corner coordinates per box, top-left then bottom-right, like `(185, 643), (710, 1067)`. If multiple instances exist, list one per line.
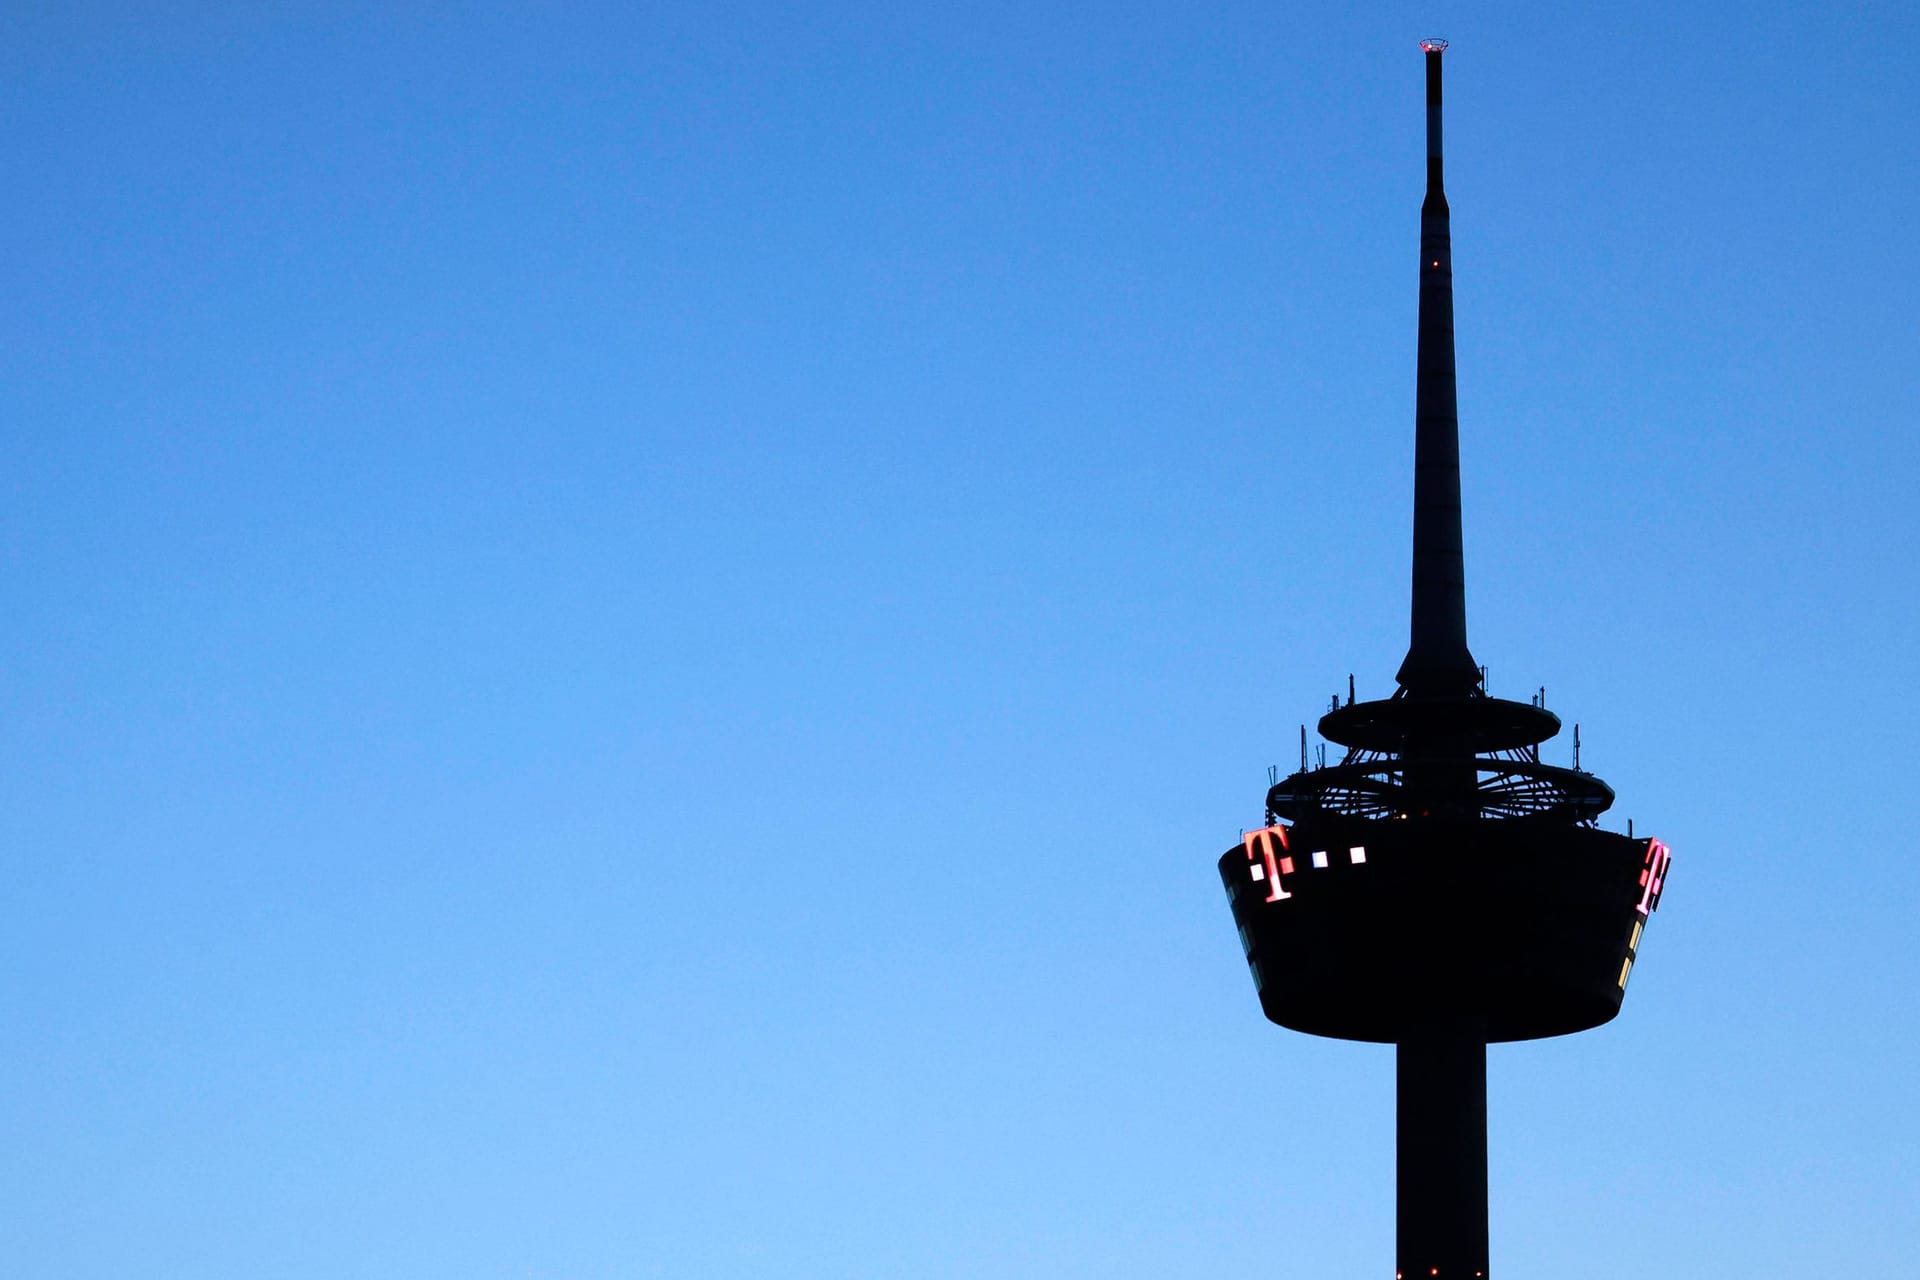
(1419, 38), (1449, 54)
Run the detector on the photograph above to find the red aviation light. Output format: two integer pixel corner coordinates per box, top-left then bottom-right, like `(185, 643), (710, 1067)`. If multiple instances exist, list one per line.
(1419, 38), (1449, 53)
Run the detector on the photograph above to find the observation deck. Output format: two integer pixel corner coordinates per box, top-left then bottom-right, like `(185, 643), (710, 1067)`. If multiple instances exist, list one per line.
(1220, 816), (1667, 1042)
(1270, 688), (1615, 825)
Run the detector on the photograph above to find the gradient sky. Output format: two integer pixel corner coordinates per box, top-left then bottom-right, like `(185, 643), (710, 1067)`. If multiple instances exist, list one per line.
(4, 3), (1917, 1277)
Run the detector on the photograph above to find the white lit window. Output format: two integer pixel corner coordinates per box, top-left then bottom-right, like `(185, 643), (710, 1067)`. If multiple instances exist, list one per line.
(1349, 846), (1367, 864)
(1311, 850), (1329, 869)
(1250, 862), (1267, 882)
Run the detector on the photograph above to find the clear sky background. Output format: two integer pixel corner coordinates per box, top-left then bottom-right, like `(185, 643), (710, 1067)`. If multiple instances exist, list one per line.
(4, 3), (1917, 1277)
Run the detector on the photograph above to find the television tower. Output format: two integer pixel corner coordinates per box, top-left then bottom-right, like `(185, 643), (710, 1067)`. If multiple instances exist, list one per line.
(1217, 41), (1671, 1279)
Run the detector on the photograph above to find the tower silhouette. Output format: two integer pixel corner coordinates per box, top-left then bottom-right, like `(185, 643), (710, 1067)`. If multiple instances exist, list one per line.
(1217, 42), (1671, 1278)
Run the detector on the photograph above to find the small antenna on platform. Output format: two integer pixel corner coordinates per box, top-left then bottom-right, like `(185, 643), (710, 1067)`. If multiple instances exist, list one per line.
(1300, 725), (1309, 772)
(1573, 724), (1582, 771)
(1349, 673), (1356, 705)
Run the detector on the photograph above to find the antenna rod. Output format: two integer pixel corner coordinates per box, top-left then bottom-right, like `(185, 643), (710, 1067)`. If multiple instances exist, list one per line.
(1397, 38), (1478, 694)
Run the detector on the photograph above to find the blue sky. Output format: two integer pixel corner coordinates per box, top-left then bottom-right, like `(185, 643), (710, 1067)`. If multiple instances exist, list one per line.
(3, 3), (1917, 1276)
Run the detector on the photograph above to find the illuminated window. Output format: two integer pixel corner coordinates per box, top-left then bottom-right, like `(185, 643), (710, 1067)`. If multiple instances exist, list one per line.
(1617, 956), (1633, 989)
(1629, 920), (1642, 951)
(1350, 846), (1367, 864)
(1311, 850), (1329, 869)
(1250, 862), (1267, 882)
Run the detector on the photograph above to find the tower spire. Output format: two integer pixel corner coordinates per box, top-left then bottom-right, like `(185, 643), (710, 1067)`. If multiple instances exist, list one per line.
(1397, 37), (1478, 695)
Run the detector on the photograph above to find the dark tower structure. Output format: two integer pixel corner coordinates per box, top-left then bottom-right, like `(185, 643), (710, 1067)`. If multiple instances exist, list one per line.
(1217, 41), (1671, 1279)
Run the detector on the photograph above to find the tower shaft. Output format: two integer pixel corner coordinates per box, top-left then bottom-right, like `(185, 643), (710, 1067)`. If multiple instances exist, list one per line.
(1397, 1015), (1489, 1278)
(1397, 42), (1490, 1276)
